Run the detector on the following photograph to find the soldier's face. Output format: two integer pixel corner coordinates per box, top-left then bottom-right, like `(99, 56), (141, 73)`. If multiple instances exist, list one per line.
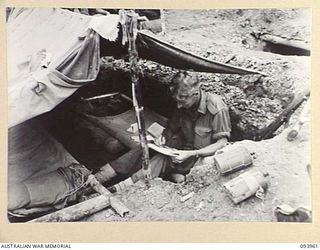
(173, 86), (199, 109)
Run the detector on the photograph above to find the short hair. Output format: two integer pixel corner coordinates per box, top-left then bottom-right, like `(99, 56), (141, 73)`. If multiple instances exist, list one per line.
(169, 71), (200, 95)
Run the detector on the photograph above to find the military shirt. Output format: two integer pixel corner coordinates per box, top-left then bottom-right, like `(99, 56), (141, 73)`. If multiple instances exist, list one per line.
(165, 90), (231, 150)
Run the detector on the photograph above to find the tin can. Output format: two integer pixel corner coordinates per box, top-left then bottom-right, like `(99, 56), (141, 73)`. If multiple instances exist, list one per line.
(223, 169), (268, 204)
(214, 145), (253, 175)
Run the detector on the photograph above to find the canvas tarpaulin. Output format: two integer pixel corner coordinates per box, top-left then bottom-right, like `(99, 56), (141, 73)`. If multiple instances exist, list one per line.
(7, 8), (119, 128)
(136, 31), (267, 75)
(8, 8), (266, 128)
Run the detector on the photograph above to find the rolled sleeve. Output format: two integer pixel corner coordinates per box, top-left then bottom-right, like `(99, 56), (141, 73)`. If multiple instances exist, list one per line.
(211, 108), (231, 142)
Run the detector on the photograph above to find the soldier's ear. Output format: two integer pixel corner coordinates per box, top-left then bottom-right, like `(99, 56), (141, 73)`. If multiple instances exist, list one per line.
(191, 87), (200, 95)
(193, 91), (199, 97)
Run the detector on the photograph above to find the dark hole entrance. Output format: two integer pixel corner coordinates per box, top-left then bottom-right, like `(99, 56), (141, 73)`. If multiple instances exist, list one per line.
(260, 40), (310, 56)
(253, 33), (310, 56)
(41, 69), (176, 178)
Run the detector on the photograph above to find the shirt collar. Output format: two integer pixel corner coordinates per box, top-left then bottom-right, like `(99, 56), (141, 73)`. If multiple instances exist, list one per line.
(197, 90), (207, 114)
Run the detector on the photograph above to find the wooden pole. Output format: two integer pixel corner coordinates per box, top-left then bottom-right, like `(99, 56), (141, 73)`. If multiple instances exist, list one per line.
(287, 98), (310, 141)
(254, 89), (310, 141)
(87, 175), (130, 217)
(28, 194), (111, 222)
(120, 10), (151, 187)
(28, 175), (130, 222)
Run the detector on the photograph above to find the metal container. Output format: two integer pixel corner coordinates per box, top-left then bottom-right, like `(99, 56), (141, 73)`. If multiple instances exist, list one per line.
(214, 145), (253, 175)
(223, 169), (268, 204)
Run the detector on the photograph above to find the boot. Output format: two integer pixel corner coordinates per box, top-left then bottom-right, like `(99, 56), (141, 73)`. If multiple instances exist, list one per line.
(80, 164), (118, 196)
(110, 177), (134, 193)
(166, 173), (186, 183)
(94, 163), (117, 183)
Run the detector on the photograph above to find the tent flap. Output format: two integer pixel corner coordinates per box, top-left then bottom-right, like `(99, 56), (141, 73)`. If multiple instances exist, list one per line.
(8, 8), (119, 127)
(137, 31), (267, 75)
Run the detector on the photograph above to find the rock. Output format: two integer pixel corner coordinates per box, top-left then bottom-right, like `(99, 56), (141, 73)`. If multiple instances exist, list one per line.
(180, 192), (195, 202)
(195, 201), (205, 211)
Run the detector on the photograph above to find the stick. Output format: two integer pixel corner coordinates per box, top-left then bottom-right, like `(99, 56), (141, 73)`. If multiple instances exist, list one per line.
(287, 98), (310, 141)
(81, 92), (120, 102)
(254, 89), (310, 141)
(28, 194), (111, 222)
(120, 10), (151, 187)
(87, 175), (130, 217)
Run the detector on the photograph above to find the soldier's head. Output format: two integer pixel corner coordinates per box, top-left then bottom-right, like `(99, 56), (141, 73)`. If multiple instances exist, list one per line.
(170, 71), (200, 109)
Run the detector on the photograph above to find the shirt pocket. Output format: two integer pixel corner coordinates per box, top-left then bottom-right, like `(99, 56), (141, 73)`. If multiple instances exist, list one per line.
(194, 126), (213, 149)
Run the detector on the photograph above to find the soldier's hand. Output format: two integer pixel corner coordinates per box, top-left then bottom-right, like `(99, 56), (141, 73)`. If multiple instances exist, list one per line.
(171, 150), (194, 164)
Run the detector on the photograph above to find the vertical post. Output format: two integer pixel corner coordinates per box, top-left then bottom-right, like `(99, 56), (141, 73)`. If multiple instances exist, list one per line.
(160, 9), (166, 35)
(120, 10), (151, 188)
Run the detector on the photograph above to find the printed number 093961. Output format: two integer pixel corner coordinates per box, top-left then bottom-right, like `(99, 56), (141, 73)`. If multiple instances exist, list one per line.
(300, 244), (318, 248)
